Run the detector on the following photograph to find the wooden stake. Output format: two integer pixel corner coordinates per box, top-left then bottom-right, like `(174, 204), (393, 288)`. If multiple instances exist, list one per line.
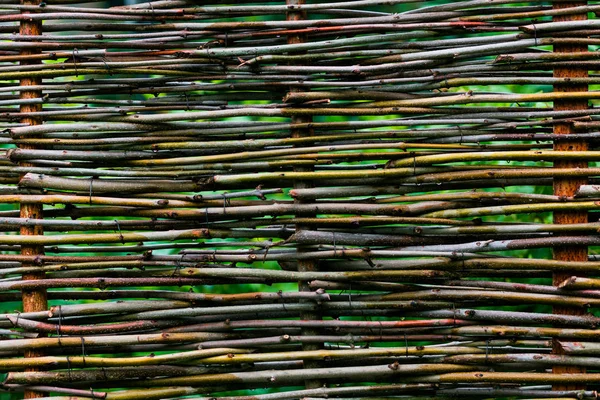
(552, 0), (588, 391)
(19, 0), (47, 398)
(286, 0), (323, 390)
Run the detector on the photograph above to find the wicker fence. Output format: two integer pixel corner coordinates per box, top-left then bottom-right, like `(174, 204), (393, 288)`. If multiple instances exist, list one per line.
(1, 0), (600, 399)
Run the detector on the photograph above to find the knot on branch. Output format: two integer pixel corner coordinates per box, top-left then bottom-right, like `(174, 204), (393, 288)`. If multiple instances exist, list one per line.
(5, 148), (17, 164)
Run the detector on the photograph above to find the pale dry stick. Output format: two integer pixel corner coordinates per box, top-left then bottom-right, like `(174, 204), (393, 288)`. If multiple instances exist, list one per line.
(422, 202), (600, 219)
(403, 371), (600, 385)
(558, 277), (600, 290)
(371, 288), (600, 308)
(0, 332), (232, 353)
(6, 363), (479, 387)
(0, 347), (480, 372)
(1, 385), (107, 399)
(6, 384), (439, 400)
(2, 0), (447, 14)
(0, 347), (242, 370)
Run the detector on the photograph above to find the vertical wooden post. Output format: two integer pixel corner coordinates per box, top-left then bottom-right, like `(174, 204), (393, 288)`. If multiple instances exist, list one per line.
(286, 0), (322, 390)
(19, 2), (47, 399)
(552, 0), (588, 390)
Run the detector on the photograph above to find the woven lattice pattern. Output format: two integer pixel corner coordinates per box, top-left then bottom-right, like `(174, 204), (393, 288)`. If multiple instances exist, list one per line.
(1, 1), (600, 399)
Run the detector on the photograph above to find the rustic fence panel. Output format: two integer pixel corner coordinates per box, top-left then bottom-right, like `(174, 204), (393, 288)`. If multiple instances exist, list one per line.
(1, 0), (600, 399)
